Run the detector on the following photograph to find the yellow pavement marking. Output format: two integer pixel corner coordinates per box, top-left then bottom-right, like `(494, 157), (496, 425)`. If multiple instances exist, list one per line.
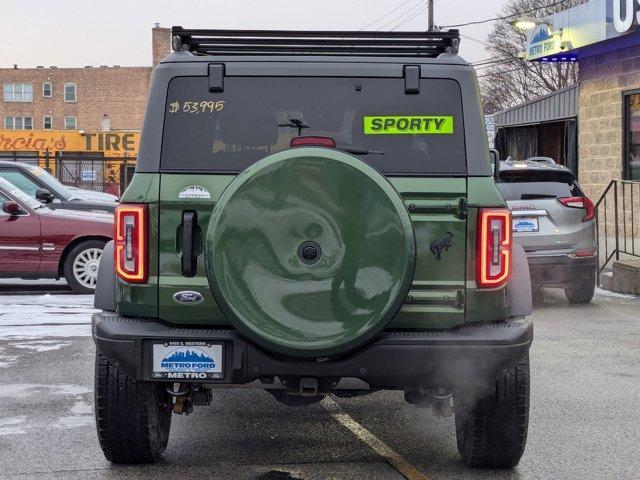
(322, 396), (429, 480)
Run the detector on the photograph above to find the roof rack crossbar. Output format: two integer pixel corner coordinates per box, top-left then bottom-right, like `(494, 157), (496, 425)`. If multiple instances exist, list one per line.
(171, 27), (460, 57)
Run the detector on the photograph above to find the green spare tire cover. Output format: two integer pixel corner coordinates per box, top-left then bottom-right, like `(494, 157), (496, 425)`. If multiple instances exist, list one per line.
(205, 147), (415, 358)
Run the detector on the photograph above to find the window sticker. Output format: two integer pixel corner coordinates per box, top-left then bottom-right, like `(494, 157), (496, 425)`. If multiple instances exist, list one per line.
(364, 115), (454, 135)
(168, 100), (225, 115)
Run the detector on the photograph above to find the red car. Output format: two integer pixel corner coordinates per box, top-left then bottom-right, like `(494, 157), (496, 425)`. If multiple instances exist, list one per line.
(0, 177), (113, 293)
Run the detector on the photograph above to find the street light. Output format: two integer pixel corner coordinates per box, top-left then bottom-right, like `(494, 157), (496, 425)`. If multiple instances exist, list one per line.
(511, 16), (564, 37)
(511, 16), (557, 31)
(511, 17), (543, 31)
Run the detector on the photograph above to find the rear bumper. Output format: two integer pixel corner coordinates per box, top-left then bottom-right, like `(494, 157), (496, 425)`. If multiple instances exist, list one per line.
(527, 254), (597, 287)
(92, 312), (533, 391)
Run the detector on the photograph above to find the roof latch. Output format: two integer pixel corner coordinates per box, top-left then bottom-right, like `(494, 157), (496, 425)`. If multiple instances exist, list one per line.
(208, 64), (225, 93)
(404, 65), (420, 94)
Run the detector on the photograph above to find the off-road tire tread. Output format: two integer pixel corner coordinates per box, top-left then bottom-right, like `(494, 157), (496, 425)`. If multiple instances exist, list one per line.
(455, 354), (529, 468)
(95, 352), (171, 464)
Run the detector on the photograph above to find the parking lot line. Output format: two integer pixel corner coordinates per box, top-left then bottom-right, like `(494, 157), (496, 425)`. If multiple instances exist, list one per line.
(322, 396), (429, 480)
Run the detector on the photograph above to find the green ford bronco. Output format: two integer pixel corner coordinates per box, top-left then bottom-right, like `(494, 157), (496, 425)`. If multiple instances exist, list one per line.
(92, 28), (533, 468)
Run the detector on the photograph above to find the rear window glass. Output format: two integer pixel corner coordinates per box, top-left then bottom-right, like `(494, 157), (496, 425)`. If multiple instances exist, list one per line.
(497, 170), (581, 200)
(161, 76), (466, 175)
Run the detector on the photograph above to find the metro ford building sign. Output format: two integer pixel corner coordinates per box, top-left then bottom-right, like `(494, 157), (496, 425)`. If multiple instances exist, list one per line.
(524, 0), (640, 61)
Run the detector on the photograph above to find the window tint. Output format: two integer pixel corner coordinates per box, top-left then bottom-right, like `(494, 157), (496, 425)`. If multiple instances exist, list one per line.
(497, 170), (581, 200)
(161, 77), (466, 175)
(0, 170), (42, 198)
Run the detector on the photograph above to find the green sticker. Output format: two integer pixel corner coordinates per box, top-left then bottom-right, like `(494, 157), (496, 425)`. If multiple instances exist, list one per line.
(364, 116), (454, 135)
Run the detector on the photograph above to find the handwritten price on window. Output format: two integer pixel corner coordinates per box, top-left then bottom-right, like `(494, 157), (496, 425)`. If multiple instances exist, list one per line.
(168, 101), (225, 114)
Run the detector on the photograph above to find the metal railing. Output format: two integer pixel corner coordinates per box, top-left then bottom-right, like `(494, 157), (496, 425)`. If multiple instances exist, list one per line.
(596, 179), (640, 274)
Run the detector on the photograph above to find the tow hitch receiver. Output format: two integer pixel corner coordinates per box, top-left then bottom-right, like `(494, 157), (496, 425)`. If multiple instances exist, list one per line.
(300, 378), (319, 397)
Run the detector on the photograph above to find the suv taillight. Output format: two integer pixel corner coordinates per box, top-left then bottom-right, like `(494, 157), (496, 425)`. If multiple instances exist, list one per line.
(558, 196), (595, 222)
(477, 209), (512, 288)
(115, 204), (148, 283)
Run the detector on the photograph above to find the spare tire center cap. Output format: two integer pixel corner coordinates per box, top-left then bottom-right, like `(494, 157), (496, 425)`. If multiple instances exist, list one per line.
(298, 241), (322, 265)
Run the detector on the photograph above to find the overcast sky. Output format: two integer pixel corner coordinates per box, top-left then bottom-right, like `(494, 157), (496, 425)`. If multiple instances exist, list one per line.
(3, 0), (507, 68)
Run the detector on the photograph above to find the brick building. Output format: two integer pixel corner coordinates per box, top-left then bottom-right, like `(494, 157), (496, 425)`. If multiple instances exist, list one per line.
(0, 25), (171, 133)
(578, 45), (640, 197)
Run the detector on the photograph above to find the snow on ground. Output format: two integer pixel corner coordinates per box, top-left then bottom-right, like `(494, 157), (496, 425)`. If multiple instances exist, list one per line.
(0, 293), (95, 339)
(595, 287), (639, 300)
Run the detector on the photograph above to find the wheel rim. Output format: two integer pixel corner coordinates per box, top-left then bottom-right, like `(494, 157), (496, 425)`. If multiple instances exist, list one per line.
(72, 247), (103, 290)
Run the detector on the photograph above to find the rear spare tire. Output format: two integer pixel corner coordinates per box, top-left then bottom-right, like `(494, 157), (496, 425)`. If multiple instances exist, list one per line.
(205, 147), (415, 358)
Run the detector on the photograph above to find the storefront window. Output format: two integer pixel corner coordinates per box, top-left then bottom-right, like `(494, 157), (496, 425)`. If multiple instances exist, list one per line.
(624, 91), (640, 181)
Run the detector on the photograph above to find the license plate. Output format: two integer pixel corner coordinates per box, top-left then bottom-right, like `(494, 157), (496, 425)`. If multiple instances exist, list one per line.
(513, 217), (539, 233)
(152, 341), (224, 380)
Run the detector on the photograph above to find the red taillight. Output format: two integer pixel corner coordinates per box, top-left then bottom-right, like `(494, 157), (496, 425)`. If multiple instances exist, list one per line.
(477, 209), (512, 288)
(114, 204), (148, 283)
(290, 136), (336, 148)
(558, 196), (594, 222)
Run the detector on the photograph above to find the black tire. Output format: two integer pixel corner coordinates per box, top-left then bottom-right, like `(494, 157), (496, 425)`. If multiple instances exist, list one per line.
(564, 270), (596, 304)
(95, 352), (172, 464)
(63, 240), (106, 294)
(454, 354), (530, 469)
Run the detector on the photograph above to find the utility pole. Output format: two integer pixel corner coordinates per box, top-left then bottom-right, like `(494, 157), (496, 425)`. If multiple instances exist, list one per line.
(427, 0), (434, 31)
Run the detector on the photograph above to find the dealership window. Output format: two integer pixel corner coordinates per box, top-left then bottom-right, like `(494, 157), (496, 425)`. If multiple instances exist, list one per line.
(64, 83), (76, 102)
(43, 116), (53, 130)
(64, 116), (77, 130)
(4, 116), (33, 130)
(3, 83), (33, 102)
(43, 82), (52, 97)
(624, 91), (640, 181)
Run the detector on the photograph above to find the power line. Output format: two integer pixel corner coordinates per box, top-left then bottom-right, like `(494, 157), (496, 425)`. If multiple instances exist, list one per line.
(476, 61), (563, 78)
(461, 33), (489, 47)
(359, 0), (416, 30)
(441, 0), (568, 28)
(477, 65), (528, 78)
(475, 58), (513, 69)
(390, 5), (429, 30)
(390, 1), (442, 31)
(375, 1), (426, 31)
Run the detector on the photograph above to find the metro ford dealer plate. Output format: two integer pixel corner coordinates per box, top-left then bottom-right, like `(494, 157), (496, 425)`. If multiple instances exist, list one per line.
(513, 217), (539, 233)
(152, 341), (223, 380)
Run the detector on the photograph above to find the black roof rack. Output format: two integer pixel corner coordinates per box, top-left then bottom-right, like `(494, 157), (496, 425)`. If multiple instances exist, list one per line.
(171, 27), (460, 57)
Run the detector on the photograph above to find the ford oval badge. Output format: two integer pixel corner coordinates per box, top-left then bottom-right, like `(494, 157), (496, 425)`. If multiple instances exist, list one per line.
(173, 291), (205, 305)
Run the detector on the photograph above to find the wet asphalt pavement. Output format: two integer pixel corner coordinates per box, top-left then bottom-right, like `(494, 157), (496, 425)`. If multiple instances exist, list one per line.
(1, 287), (639, 480)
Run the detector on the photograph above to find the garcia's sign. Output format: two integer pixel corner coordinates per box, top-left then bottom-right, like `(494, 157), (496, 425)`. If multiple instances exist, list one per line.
(0, 130), (140, 157)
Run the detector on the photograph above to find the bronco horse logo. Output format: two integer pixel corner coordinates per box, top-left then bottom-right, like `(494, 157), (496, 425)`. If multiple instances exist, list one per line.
(430, 232), (454, 261)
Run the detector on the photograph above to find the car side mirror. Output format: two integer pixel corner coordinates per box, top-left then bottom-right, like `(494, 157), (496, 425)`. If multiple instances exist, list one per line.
(489, 149), (501, 180)
(35, 188), (55, 203)
(2, 201), (26, 216)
